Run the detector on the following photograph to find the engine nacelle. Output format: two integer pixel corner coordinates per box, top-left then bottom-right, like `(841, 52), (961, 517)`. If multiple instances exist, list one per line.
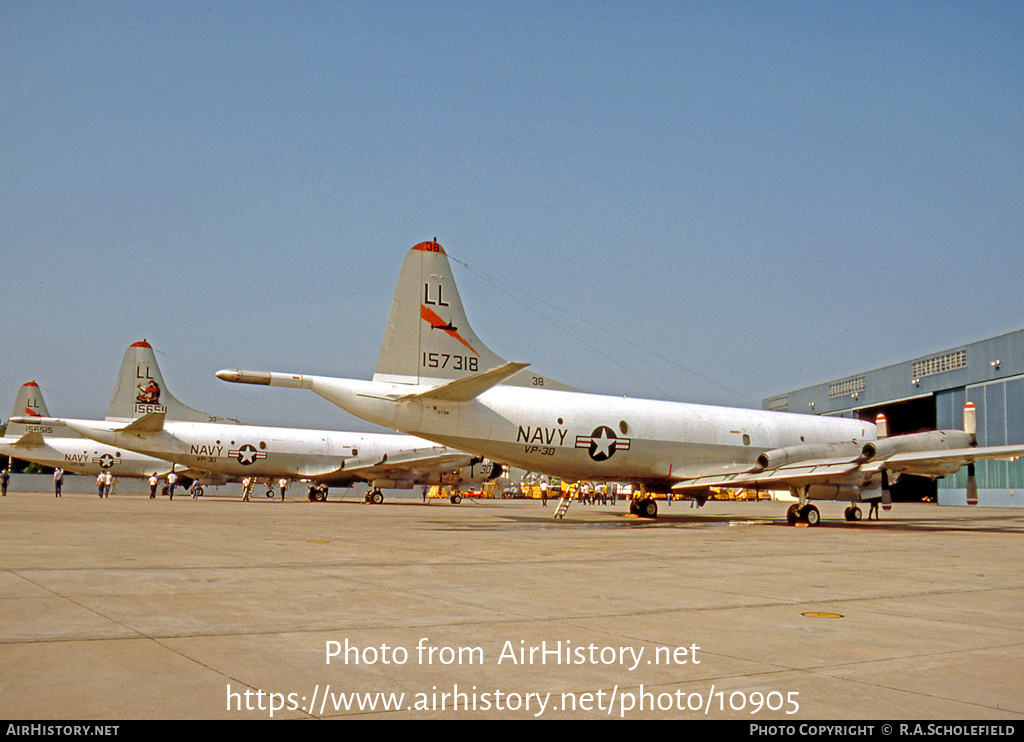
(371, 479), (415, 489)
(803, 484), (863, 502)
(435, 461), (504, 485)
(371, 462), (503, 489)
(861, 430), (974, 461)
(754, 441), (864, 471)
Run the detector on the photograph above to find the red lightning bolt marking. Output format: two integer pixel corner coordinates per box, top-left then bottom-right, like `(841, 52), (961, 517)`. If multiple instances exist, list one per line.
(420, 304), (478, 356)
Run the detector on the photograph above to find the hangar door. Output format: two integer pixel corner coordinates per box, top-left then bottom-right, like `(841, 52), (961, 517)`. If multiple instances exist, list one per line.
(855, 394), (938, 502)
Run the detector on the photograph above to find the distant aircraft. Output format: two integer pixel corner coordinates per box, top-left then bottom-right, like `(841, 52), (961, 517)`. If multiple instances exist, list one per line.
(217, 241), (1024, 524)
(15, 341), (502, 502)
(1, 381), (174, 479)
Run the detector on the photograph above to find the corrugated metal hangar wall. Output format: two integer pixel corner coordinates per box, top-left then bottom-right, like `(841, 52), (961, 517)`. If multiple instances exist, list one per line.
(763, 329), (1024, 507)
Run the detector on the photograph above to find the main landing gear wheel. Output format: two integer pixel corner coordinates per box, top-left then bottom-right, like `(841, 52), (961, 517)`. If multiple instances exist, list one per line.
(844, 506), (862, 522)
(788, 503), (820, 526)
(366, 488), (384, 505)
(803, 504), (820, 526)
(631, 498), (658, 518)
(449, 494), (462, 504)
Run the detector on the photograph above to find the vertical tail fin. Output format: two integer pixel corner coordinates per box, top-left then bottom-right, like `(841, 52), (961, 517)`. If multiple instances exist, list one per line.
(105, 341), (228, 423)
(373, 241), (574, 390)
(12, 381), (49, 419)
(4, 382), (52, 439)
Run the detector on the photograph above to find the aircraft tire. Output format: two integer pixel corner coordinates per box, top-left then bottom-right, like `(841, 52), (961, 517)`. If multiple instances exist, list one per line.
(639, 498), (658, 518)
(450, 494), (461, 504)
(851, 506), (862, 521)
(266, 489), (275, 498)
(803, 505), (820, 526)
(787, 504), (800, 525)
(371, 490), (384, 505)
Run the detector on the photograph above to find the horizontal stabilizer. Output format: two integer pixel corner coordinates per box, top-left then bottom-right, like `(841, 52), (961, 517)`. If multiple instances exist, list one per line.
(117, 411), (166, 435)
(11, 431), (46, 447)
(398, 362), (530, 403)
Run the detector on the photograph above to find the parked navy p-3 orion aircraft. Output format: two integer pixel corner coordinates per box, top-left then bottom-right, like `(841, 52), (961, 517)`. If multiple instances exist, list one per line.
(217, 241), (1024, 524)
(1, 380), (175, 478)
(15, 341), (502, 502)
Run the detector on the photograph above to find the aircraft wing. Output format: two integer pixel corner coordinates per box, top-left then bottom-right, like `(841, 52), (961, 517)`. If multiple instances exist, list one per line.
(671, 440), (1024, 494)
(670, 460), (865, 492)
(291, 450), (478, 480)
(339, 448), (477, 476)
(864, 444), (1024, 477)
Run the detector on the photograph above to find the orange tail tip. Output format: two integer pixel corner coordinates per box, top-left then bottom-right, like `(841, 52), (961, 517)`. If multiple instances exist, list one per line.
(7, 381), (51, 431)
(413, 240), (445, 254)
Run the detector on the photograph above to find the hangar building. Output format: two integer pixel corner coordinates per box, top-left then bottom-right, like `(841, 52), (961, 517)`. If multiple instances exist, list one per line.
(762, 328), (1024, 507)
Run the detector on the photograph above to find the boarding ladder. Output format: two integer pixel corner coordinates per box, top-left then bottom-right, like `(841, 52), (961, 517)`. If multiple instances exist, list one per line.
(242, 478), (256, 501)
(554, 491), (573, 519)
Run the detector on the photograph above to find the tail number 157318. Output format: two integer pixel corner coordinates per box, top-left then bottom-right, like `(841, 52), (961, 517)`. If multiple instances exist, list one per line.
(423, 353), (478, 372)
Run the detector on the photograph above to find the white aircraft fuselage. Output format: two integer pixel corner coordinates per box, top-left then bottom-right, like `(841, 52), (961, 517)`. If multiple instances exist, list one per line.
(218, 240), (1024, 523)
(0, 433), (173, 478)
(11, 342), (501, 493)
(45, 417), (492, 487)
(245, 373), (875, 490)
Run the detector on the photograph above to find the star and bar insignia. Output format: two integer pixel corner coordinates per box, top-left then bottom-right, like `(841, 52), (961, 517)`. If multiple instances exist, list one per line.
(575, 426), (631, 461)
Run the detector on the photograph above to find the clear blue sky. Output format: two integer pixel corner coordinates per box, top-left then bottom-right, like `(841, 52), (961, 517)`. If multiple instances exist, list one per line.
(2, 1), (1022, 431)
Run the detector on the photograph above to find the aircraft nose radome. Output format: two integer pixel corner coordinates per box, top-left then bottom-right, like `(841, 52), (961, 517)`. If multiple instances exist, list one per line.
(216, 369), (271, 385)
